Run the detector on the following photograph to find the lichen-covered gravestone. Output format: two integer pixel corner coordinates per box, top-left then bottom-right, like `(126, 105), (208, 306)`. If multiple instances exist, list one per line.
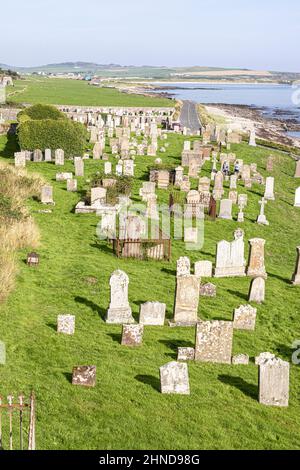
(172, 275), (200, 326)
(199, 282), (216, 297)
(55, 149), (64, 166)
(57, 314), (75, 335)
(247, 238), (267, 278)
(139, 302), (166, 326)
(177, 348), (195, 361)
(233, 304), (257, 330)
(176, 256), (190, 277)
(121, 324), (144, 346)
(72, 366), (96, 387)
(159, 361), (190, 395)
(194, 320), (233, 364)
(106, 270), (134, 324)
(258, 357), (289, 407)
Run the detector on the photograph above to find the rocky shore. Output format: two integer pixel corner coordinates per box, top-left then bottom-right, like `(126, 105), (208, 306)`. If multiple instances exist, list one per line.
(204, 103), (300, 148)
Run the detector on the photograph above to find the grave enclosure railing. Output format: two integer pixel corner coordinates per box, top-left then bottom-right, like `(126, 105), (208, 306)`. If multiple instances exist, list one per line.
(0, 392), (35, 450)
(111, 236), (171, 261)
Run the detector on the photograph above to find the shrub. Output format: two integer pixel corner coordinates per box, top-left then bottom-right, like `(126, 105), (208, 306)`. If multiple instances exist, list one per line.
(18, 118), (87, 157)
(18, 104), (66, 122)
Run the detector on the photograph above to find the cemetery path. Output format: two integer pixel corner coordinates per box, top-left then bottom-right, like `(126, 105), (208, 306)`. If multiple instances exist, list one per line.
(179, 100), (201, 132)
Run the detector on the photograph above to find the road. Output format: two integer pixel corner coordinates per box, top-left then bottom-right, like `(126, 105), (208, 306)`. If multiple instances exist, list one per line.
(179, 100), (202, 133)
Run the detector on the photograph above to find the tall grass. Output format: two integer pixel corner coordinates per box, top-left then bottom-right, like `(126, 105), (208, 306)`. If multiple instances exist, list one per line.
(0, 163), (44, 303)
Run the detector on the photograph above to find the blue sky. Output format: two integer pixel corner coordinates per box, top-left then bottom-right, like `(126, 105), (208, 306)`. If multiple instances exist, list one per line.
(1, 0), (299, 71)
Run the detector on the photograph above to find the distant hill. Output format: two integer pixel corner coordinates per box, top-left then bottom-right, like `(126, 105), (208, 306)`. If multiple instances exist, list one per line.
(0, 62), (299, 81)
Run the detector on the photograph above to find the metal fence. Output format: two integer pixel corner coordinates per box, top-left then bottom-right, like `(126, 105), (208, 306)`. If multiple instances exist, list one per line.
(0, 392), (35, 450)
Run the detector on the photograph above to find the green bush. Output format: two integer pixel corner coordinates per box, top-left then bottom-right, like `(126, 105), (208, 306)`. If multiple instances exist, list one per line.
(18, 104), (66, 122)
(18, 117), (87, 157)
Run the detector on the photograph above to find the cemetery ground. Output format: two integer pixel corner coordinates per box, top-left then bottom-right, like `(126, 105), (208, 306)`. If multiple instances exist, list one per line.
(6, 77), (173, 108)
(0, 133), (300, 450)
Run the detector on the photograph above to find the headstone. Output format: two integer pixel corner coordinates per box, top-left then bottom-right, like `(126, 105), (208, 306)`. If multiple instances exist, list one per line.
(66, 178), (77, 192)
(106, 270), (134, 324)
(45, 148), (52, 162)
(291, 246), (300, 285)
(72, 366), (96, 387)
(194, 260), (212, 278)
(218, 199), (233, 220)
(255, 352), (275, 365)
(123, 159), (134, 177)
(194, 321), (233, 364)
(176, 257), (191, 277)
(139, 302), (166, 325)
(215, 229), (246, 277)
(33, 149), (43, 162)
(264, 176), (275, 200)
(159, 362), (190, 395)
(41, 185), (54, 204)
(294, 160), (300, 178)
(56, 172), (73, 181)
(259, 357), (289, 407)
(74, 157), (84, 177)
(232, 354), (249, 365)
(57, 314), (75, 335)
(248, 276), (265, 303)
(91, 187), (106, 205)
(157, 170), (169, 189)
(104, 161), (112, 175)
(14, 151), (26, 168)
(93, 141), (103, 159)
(199, 282), (216, 297)
(177, 348), (195, 361)
(175, 166), (184, 187)
(233, 305), (257, 330)
(55, 149), (64, 166)
(172, 275), (200, 326)
(266, 155), (275, 172)
(294, 187), (300, 207)
(212, 171), (224, 200)
(247, 238), (267, 278)
(121, 324), (144, 346)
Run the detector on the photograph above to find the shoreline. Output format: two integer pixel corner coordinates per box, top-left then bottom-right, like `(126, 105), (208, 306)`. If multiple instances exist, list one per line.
(202, 103), (300, 148)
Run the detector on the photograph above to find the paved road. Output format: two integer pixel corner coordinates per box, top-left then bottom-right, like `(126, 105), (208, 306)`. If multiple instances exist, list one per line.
(179, 100), (201, 133)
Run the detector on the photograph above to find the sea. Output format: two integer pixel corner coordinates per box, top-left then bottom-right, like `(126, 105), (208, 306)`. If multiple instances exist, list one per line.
(152, 82), (300, 137)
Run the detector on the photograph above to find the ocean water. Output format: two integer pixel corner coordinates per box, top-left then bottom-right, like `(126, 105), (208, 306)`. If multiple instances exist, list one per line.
(153, 82), (300, 123)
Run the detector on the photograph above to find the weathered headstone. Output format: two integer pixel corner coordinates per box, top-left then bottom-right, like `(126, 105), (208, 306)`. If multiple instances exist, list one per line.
(259, 357), (289, 407)
(139, 302), (166, 325)
(72, 366), (96, 387)
(55, 149), (64, 166)
(159, 361), (190, 395)
(194, 260), (212, 278)
(233, 304), (257, 330)
(218, 199), (233, 220)
(172, 275), (200, 326)
(177, 348), (195, 361)
(45, 148), (52, 162)
(106, 270), (134, 324)
(121, 324), (144, 346)
(264, 176), (275, 200)
(57, 314), (75, 335)
(176, 257), (191, 277)
(194, 321), (233, 364)
(74, 157), (84, 177)
(67, 178), (77, 192)
(248, 276), (265, 303)
(232, 354), (249, 365)
(247, 238), (267, 278)
(215, 229), (246, 277)
(294, 187), (300, 207)
(41, 185), (54, 204)
(199, 282), (216, 297)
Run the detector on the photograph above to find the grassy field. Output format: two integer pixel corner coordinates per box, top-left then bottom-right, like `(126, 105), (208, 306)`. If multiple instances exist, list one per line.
(6, 77), (174, 108)
(0, 133), (299, 450)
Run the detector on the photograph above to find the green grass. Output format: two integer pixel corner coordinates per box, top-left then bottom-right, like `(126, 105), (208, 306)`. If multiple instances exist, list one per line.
(6, 77), (174, 108)
(0, 133), (299, 450)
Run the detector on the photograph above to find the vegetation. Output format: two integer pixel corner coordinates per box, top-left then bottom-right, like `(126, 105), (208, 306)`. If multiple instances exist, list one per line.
(17, 104), (88, 157)
(7, 77), (174, 107)
(0, 132), (299, 450)
(0, 159), (43, 303)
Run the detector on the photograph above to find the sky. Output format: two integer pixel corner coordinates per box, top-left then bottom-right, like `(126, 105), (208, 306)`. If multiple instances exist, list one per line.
(1, 0), (300, 71)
